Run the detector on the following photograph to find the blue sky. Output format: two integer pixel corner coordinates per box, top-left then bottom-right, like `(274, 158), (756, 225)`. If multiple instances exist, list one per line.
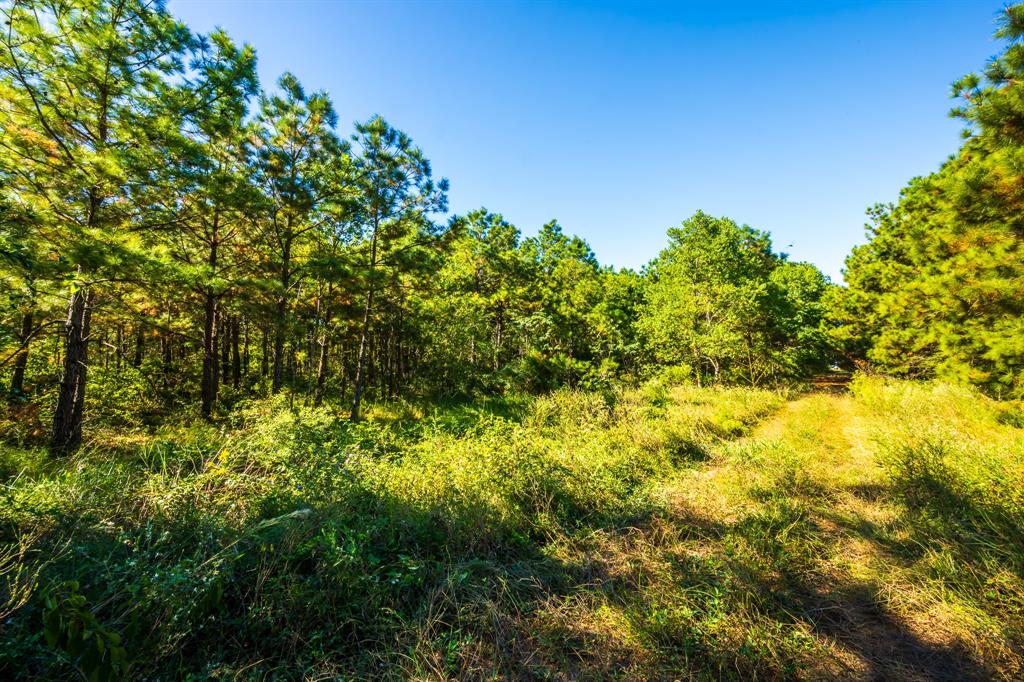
(169, 0), (1002, 281)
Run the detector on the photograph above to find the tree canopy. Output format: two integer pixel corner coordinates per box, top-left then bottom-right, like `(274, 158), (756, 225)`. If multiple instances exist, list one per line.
(14, 0), (1024, 455)
(826, 5), (1024, 398)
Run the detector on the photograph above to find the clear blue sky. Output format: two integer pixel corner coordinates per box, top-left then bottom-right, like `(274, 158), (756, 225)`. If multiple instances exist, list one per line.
(169, 0), (1002, 281)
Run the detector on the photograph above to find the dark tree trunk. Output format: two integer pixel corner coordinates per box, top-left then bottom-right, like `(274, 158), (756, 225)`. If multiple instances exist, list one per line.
(161, 328), (173, 391)
(231, 316), (241, 389)
(351, 221), (379, 421)
(388, 322), (398, 398)
(339, 345), (349, 401)
(242, 317), (250, 380)
(287, 342), (296, 385)
(10, 311), (33, 397)
(200, 231), (219, 419)
(378, 334), (388, 397)
(395, 298), (405, 395)
(272, 234), (292, 394)
(303, 330), (314, 405)
(51, 102), (107, 453)
(351, 294), (374, 421)
(273, 299), (286, 393)
(220, 312), (230, 386)
(494, 308), (504, 371)
(314, 309), (331, 407)
(200, 209), (224, 418)
(52, 288), (93, 454)
(201, 292), (217, 419)
(211, 310), (220, 404)
(314, 337), (329, 407)
(261, 327), (269, 377)
(115, 324), (123, 371)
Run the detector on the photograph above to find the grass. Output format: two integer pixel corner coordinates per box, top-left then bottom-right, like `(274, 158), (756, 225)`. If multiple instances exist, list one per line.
(0, 376), (1021, 679)
(0, 382), (782, 679)
(643, 376), (1024, 680)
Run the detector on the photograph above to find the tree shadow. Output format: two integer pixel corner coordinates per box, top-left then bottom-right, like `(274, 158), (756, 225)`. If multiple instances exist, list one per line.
(786, 574), (994, 681)
(660, 491), (1002, 681)
(779, 482), (1017, 680)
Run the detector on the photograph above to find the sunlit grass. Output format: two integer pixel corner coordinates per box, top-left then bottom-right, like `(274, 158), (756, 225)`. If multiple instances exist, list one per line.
(2, 377), (1021, 679)
(0, 382), (782, 678)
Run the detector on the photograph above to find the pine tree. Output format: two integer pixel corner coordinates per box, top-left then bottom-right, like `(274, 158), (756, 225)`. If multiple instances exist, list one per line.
(149, 30), (259, 418)
(253, 74), (347, 395)
(0, 0), (192, 451)
(830, 5), (1024, 396)
(348, 117), (448, 420)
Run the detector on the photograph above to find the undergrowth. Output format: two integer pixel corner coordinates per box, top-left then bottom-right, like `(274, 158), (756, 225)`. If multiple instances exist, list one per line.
(0, 383), (782, 679)
(4, 377), (1020, 680)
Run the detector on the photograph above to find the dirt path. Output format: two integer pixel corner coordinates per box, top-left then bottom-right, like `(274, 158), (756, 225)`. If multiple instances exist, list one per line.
(664, 392), (993, 681)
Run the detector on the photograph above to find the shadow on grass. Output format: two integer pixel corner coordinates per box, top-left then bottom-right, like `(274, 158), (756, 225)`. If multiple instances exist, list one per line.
(790, 577), (992, 681)
(2, 446), (668, 679)
(587, 489), (1005, 680)
(9, 392), (1012, 680)
(798, 480), (1018, 680)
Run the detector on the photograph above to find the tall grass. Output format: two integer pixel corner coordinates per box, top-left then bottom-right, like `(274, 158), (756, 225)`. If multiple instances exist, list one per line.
(851, 376), (1024, 676)
(853, 376), (1024, 535)
(0, 383), (782, 679)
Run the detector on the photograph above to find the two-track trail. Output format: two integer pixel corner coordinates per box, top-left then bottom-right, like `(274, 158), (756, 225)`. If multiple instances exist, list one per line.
(661, 392), (995, 681)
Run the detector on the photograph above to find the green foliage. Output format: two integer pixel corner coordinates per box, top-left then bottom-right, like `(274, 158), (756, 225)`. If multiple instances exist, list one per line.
(853, 376), (1024, 545)
(829, 8), (1024, 396)
(418, 209), (646, 396)
(639, 211), (832, 385)
(0, 0), (1021, 677)
(42, 581), (128, 682)
(0, 383), (782, 678)
(0, 0), (838, 450)
(847, 376), (1024, 668)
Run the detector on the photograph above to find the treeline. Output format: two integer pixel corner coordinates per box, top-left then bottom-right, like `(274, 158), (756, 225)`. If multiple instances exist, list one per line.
(825, 5), (1024, 399)
(0, 0), (833, 452)
(10, 1), (1022, 456)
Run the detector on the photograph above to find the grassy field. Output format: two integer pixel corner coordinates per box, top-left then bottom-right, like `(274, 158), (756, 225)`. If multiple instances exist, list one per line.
(1, 376), (1022, 680)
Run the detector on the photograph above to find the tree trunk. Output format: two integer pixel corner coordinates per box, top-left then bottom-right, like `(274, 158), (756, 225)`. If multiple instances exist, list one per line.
(261, 326), (269, 377)
(51, 95), (107, 453)
(395, 299), (404, 396)
(51, 287), (93, 454)
(231, 316), (241, 389)
(9, 311), (33, 397)
(494, 308), (504, 371)
(339, 345), (349, 401)
(220, 312), (230, 386)
(200, 232), (219, 419)
(314, 309), (331, 407)
(162, 328), (173, 385)
(272, 302), (286, 393)
(201, 292), (217, 419)
(287, 342), (296, 385)
(242, 318), (250, 380)
(272, 235), (292, 394)
(387, 323), (398, 398)
(351, 220), (379, 421)
(351, 290), (375, 421)
(213, 312), (221, 403)
(378, 334), (387, 397)
(115, 324), (123, 371)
